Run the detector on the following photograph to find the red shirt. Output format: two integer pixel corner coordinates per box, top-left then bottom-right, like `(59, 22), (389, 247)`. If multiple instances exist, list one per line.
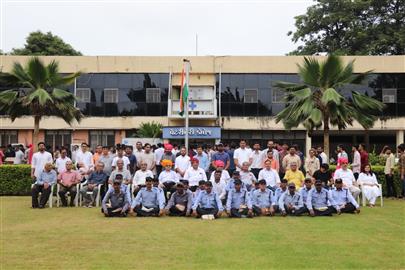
(360, 151), (369, 172)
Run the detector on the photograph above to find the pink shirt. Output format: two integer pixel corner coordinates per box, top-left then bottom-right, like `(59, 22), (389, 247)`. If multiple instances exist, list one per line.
(58, 170), (82, 186)
(0, 150), (4, 165)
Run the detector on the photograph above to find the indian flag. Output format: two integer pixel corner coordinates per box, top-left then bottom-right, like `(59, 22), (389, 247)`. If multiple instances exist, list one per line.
(179, 66), (189, 116)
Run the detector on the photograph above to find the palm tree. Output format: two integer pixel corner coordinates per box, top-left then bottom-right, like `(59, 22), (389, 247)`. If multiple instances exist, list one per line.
(137, 122), (163, 138)
(274, 55), (385, 158)
(0, 57), (83, 151)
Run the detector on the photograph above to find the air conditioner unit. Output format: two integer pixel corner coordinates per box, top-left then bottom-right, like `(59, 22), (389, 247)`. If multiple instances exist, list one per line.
(382, 88), (397, 103)
(382, 95), (395, 103)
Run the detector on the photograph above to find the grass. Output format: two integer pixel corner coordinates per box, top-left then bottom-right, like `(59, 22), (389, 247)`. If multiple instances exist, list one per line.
(1, 197), (405, 270)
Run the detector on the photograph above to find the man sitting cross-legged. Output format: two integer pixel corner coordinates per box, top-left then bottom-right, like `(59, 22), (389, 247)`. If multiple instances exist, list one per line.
(331, 178), (360, 214)
(307, 179), (336, 217)
(192, 181), (224, 218)
(279, 182), (307, 216)
(130, 177), (165, 217)
(251, 179), (274, 216)
(226, 179), (253, 218)
(101, 179), (130, 217)
(165, 182), (193, 216)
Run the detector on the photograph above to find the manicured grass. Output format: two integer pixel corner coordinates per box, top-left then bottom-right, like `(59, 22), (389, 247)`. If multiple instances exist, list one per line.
(1, 197), (404, 269)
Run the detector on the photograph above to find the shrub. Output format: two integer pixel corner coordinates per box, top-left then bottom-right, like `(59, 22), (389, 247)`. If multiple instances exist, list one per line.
(0, 165), (32, 195)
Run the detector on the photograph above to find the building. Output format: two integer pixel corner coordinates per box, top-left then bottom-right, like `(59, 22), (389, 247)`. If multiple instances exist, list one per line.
(0, 55), (404, 157)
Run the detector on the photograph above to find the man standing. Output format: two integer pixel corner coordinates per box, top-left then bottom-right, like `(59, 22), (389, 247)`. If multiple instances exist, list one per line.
(14, 145), (25, 164)
(193, 145), (210, 177)
(351, 145), (361, 179)
(282, 146), (302, 171)
(192, 181), (223, 218)
(261, 140), (280, 165)
(31, 142), (53, 182)
(175, 146), (191, 179)
(234, 139), (252, 171)
(307, 179), (336, 216)
(398, 144), (405, 198)
(226, 179), (253, 218)
(331, 179), (360, 214)
(333, 158), (361, 199)
(249, 143), (262, 179)
(279, 183), (306, 216)
(80, 162), (108, 207)
(55, 148), (71, 174)
(211, 143), (230, 171)
(125, 145), (137, 175)
(316, 146), (328, 165)
(102, 180), (129, 217)
(75, 143), (94, 170)
(358, 143), (369, 173)
(161, 144), (176, 165)
(165, 182), (192, 216)
(380, 146), (396, 198)
(92, 145), (102, 165)
(130, 177), (165, 217)
(31, 163), (57, 208)
(112, 145), (130, 171)
(251, 179), (273, 216)
(337, 145), (349, 160)
(134, 141), (144, 168)
(57, 161), (82, 207)
(154, 143), (164, 176)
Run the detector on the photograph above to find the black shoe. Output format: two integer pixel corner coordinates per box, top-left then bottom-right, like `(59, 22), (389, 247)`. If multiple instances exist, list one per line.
(39, 205), (45, 209)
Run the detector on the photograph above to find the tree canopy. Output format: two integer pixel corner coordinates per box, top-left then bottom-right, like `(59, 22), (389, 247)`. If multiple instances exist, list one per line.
(288, 0), (405, 55)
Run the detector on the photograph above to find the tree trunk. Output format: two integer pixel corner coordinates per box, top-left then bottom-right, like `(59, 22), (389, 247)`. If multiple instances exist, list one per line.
(33, 116), (40, 152)
(323, 116), (330, 162)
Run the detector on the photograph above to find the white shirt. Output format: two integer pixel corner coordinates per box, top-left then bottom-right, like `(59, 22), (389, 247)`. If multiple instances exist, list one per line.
(240, 170), (257, 185)
(212, 180), (227, 200)
(249, 150), (263, 169)
(234, 147), (253, 170)
(158, 170), (179, 183)
(358, 172), (378, 186)
(319, 152), (328, 164)
(132, 169), (154, 186)
(134, 149), (144, 162)
(112, 156), (130, 170)
(258, 168), (280, 187)
(209, 170), (231, 183)
(184, 167), (207, 187)
(55, 156), (72, 174)
(75, 150), (94, 169)
(334, 168), (355, 187)
(175, 155), (191, 173)
(352, 151), (361, 174)
(14, 150), (25, 164)
(154, 147), (165, 164)
(31, 151), (53, 179)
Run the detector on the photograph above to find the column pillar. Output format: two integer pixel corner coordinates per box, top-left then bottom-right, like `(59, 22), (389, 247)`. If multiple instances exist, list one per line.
(305, 131), (312, 154)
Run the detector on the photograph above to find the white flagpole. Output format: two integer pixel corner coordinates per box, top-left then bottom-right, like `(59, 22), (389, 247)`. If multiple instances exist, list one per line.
(184, 59), (190, 152)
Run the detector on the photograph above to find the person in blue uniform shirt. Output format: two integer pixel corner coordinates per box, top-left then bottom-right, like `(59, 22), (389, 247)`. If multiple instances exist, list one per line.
(307, 179), (336, 216)
(331, 178), (360, 214)
(165, 182), (193, 216)
(279, 182), (307, 216)
(272, 179), (288, 213)
(251, 179), (273, 216)
(192, 181), (223, 218)
(130, 177), (165, 217)
(226, 179), (253, 218)
(101, 180), (130, 217)
(299, 178), (313, 211)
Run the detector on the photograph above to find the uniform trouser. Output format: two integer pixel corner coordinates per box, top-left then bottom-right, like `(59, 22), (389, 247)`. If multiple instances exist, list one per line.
(31, 184), (52, 208)
(101, 207), (128, 217)
(251, 168), (261, 179)
(348, 186), (361, 199)
(313, 206), (334, 216)
(252, 205), (271, 216)
(285, 206), (308, 216)
(58, 185), (77, 207)
(333, 203), (356, 214)
(196, 206), (218, 217)
(385, 174), (396, 197)
(168, 205), (187, 216)
(229, 208), (249, 218)
(162, 182), (176, 201)
(134, 205), (160, 217)
(80, 186), (98, 205)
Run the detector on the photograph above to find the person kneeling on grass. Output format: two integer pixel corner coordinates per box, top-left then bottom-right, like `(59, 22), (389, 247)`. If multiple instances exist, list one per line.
(251, 179), (273, 216)
(226, 179), (253, 218)
(31, 163), (57, 208)
(307, 179), (336, 217)
(192, 181), (223, 218)
(101, 180), (129, 217)
(165, 182), (192, 216)
(331, 178), (360, 214)
(130, 177), (165, 217)
(279, 182), (307, 216)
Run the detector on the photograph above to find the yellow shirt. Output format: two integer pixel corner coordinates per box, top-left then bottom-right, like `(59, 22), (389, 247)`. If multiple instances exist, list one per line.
(284, 169), (305, 189)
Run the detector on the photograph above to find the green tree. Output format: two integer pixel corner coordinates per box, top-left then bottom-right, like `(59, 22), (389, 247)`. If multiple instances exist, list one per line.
(0, 57), (83, 151)
(11, 31), (82, 56)
(137, 122), (163, 138)
(274, 55), (385, 158)
(288, 0), (405, 55)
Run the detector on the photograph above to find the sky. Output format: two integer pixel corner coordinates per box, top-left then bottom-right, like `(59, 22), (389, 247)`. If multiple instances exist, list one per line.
(0, 0), (313, 56)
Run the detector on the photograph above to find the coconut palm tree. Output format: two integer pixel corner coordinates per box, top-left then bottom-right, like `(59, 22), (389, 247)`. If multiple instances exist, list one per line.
(274, 55), (385, 158)
(0, 57), (83, 151)
(137, 122), (163, 138)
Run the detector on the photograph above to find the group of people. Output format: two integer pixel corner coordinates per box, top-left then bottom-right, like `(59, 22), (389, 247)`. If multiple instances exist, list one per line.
(27, 139), (405, 219)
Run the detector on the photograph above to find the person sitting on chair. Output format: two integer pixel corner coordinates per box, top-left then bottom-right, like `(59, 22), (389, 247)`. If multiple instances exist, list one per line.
(80, 162), (107, 207)
(57, 161), (82, 207)
(184, 158), (207, 192)
(226, 179), (253, 218)
(31, 163), (57, 208)
(130, 177), (165, 217)
(358, 164), (382, 207)
(101, 179), (129, 217)
(165, 182), (192, 216)
(192, 181), (223, 218)
(158, 159), (178, 200)
(331, 178), (360, 214)
(133, 161), (154, 198)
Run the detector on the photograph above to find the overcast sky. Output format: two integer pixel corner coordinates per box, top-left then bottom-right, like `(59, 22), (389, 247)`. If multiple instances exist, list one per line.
(1, 0), (313, 56)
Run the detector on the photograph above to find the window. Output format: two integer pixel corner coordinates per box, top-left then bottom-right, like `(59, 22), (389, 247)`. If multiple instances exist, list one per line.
(146, 88), (161, 103)
(244, 89), (258, 103)
(104, 88), (119, 103)
(272, 89), (285, 103)
(382, 88), (397, 103)
(89, 131), (115, 150)
(45, 131), (71, 151)
(0, 130), (18, 146)
(76, 88), (91, 103)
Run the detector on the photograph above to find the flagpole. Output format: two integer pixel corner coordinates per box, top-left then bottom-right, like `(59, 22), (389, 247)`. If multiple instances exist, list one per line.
(184, 59), (190, 153)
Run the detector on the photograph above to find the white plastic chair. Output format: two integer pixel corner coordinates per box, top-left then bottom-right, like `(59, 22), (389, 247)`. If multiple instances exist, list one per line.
(56, 183), (79, 207)
(79, 180), (104, 207)
(360, 184), (383, 207)
(31, 183), (55, 208)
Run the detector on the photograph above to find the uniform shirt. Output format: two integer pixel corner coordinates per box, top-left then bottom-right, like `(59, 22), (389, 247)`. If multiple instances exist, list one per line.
(209, 170), (230, 183)
(175, 155), (191, 173)
(283, 169), (305, 190)
(87, 170), (108, 185)
(158, 170), (178, 184)
(273, 187), (287, 206)
(211, 180), (227, 200)
(165, 191), (192, 214)
(234, 148), (253, 170)
(333, 168), (356, 187)
(299, 187), (313, 206)
(226, 188), (252, 211)
(133, 169), (154, 185)
(258, 168), (280, 187)
(184, 167), (207, 187)
(279, 191), (304, 211)
(193, 153), (210, 172)
(75, 150), (94, 169)
(225, 178), (247, 192)
(192, 190), (223, 211)
(240, 170), (257, 186)
(307, 188), (335, 210)
(132, 187), (165, 209)
(32, 151), (53, 179)
(249, 150), (263, 169)
(35, 170), (57, 186)
(58, 170), (82, 186)
(14, 150), (25, 164)
(282, 154), (302, 170)
(102, 189), (129, 213)
(251, 188), (273, 208)
(55, 156), (71, 174)
(112, 156), (130, 170)
(98, 154), (114, 176)
(331, 188), (359, 209)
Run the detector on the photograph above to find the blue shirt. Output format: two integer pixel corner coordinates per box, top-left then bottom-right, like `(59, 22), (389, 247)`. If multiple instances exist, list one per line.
(35, 170), (57, 186)
(225, 178), (247, 192)
(132, 187), (165, 209)
(307, 188), (335, 210)
(87, 171), (108, 185)
(227, 149), (235, 170)
(226, 188), (252, 211)
(279, 191), (304, 211)
(193, 153), (210, 172)
(299, 187), (313, 206)
(251, 188), (273, 208)
(127, 154), (137, 173)
(331, 188), (359, 209)
(212, 151), (230, 166)
(192, 190), (224, 211)
(102, 189), (129, 213)
(273, 187), (287, 206)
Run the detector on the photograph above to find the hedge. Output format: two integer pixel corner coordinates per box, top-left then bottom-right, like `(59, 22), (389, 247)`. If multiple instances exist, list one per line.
(0, 164), (403, 196)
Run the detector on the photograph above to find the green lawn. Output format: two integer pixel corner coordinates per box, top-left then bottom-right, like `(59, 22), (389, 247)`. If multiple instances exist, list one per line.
(1, 197), (404, 270)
